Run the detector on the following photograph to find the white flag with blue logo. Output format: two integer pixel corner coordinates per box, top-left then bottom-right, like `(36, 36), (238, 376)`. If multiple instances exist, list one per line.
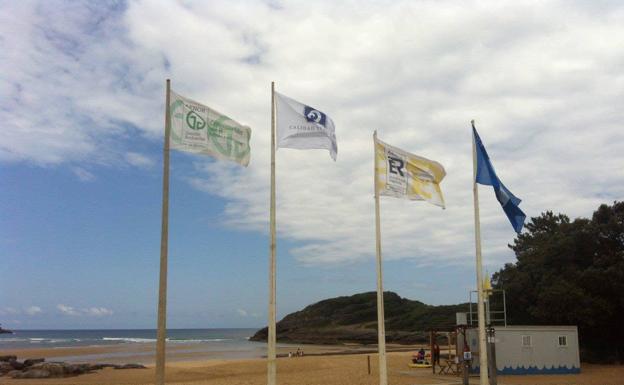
(275, 92), (337, 161)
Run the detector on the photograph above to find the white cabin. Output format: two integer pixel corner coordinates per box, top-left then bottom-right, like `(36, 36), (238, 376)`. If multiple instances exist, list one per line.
(463, 325), (580, 374)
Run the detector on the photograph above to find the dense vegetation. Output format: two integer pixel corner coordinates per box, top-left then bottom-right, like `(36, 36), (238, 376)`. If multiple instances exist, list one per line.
(493, 201), (624, 362)
(250, 292), (469, 344)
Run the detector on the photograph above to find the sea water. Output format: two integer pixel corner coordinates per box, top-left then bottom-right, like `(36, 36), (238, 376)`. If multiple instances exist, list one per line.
(0, 329), (272, 362)
(0, 329), (258, 349)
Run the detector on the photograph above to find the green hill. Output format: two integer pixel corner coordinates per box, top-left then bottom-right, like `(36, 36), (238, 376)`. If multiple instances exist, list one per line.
(250, 291), (469, 345)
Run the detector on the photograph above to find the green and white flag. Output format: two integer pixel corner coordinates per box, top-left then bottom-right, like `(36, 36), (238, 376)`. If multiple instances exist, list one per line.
(169, 90), (251, 166)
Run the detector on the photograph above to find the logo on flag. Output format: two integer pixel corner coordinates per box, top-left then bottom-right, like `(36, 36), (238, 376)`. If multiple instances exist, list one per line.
(375, 136), (446, 208)
(275, 91), (337, 161)
(387, 153), (405, 177)
(304, 106), (326, 126)
(186, 110), (206, 130)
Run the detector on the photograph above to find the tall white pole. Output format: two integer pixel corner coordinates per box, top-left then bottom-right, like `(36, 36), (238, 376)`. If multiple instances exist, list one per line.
(373, 131), (388, 385)
(267, 81), (277, 385)
(471, 120), (489, 385)
(155, 79), (171, 385)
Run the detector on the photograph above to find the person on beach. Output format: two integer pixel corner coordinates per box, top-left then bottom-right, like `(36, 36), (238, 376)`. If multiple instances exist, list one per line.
(433, 343), (440, 365)
(412, 348), (426, 364)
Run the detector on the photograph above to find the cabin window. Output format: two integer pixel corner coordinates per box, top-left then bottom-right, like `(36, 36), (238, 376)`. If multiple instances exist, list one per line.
(558, 335), (568, 347)
(522, 335), (532, 347)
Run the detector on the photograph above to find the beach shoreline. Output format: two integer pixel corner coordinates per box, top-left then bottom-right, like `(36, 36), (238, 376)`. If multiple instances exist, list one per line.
(1, 349), (623, 385)
(0, 342), (426, 365)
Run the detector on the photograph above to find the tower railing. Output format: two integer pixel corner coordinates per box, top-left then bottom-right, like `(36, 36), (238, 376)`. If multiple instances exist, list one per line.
(468, 289), (507, 327)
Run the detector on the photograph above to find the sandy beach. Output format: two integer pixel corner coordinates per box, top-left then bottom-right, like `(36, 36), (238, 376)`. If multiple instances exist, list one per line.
(1, 342), (417, 365)
(2, 346), (623, 385)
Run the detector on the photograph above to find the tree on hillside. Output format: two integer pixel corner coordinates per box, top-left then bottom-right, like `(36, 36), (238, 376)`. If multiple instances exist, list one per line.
(492, 201), (624, 362)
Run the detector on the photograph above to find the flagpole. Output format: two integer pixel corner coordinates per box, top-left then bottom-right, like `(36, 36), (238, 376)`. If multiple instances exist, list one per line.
(267, 81), (277, 385)
(471, 120), (489, 385)
(155, 79), (171, 385)
(373, 131), (388, 385)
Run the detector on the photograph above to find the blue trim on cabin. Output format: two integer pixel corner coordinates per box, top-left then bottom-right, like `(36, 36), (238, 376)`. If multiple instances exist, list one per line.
(470, 365), (580, 375)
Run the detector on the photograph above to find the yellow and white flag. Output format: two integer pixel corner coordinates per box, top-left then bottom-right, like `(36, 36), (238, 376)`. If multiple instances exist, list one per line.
(169, 90), (251, 166)
(375, 135), (446, 208)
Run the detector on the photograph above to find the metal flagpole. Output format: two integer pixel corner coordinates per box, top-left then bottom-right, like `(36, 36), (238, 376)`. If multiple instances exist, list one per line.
(267, 81), (277, 385)
(373, 131), (388, 385)
(156, 79), (172, 385)
(471, 120), (489, 385)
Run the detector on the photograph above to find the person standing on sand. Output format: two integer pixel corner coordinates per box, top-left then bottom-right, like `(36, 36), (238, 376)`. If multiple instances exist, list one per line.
(433, 343), (440, 365)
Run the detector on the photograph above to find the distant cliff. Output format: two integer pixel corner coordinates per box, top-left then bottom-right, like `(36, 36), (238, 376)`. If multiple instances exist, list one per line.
(250, 291), (469, 345)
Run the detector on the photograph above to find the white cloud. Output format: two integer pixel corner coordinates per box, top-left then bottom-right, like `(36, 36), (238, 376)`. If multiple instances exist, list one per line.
(125, 152), (154, 168)
(72, 167), (95, 181)
(2, 1), (624, 268)
(57, 304), (81, 316)
(1, 307), (20, 315)
(24, 306), (42, 316)
(0, 2), (164, 165)
(236, 308), (260, 318)
(57, 304), (113, 317)
(82, 307), (114, 317)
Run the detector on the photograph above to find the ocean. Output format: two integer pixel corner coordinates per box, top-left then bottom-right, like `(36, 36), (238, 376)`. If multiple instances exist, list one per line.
(0, 329), (278, 363)
(0, 328), (258, 349)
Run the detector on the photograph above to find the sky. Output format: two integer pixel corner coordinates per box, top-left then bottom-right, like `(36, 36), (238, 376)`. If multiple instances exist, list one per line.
(1, 0), (623, 330)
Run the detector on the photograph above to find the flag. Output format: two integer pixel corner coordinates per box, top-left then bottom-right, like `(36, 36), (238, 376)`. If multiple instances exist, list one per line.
(483, 275), (493, 296)
(473, 127), (526, 233)
(169, 90), (251, 166)
(375, 136), (446, 208)
(275, 92), (337, 161)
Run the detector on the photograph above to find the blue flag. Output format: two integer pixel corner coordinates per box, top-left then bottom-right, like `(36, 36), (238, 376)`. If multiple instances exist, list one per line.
(473, 126), (526, 233)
